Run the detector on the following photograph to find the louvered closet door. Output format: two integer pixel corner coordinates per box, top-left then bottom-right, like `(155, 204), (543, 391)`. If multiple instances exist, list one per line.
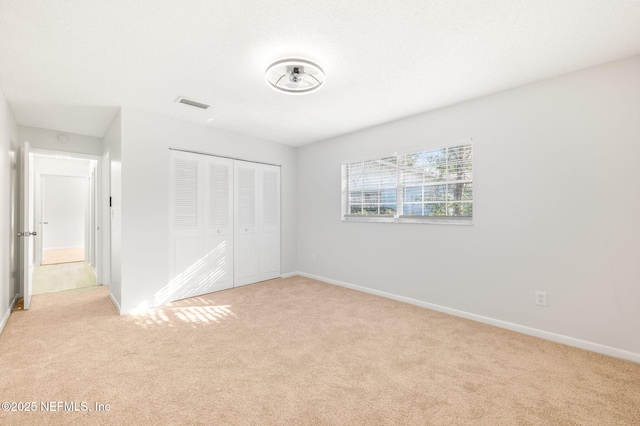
(234, 161), (281, 286)
(203, 156), (234, 292)
(169, 151), (234, 302)
(170, 151), (203, 302)
(234, 163), (258, 286)
(259, 165), (281, 281)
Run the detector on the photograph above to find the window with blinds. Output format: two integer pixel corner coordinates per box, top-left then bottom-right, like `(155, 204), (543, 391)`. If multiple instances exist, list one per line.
(344, 156), (397, 216)
(342, 142), (473, 224)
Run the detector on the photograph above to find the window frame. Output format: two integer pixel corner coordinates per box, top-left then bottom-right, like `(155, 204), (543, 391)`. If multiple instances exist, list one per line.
(341, 140), (473, 225)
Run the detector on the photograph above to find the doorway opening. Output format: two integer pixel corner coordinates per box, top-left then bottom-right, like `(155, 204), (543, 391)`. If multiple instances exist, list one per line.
(40, 175), (87, 265)
(30, 152), (100, 295)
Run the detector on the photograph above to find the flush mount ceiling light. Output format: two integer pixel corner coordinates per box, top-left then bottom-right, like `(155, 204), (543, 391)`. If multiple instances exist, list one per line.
(265, 58), (325, 94)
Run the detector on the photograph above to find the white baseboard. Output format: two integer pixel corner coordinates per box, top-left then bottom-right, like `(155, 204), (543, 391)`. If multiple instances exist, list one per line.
(0, 294), (21, 334)
(280, 272), (298, 279)
(109, 292), (121, 314)
(297, 271), (640, 364)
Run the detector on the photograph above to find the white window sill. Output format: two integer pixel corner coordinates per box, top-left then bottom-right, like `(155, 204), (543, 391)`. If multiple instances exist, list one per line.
(342, 215), (473, 225)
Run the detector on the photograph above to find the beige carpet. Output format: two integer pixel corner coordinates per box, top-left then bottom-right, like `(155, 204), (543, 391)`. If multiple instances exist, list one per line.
(0, 277), (638, 425)
(42, 247), (85, 265)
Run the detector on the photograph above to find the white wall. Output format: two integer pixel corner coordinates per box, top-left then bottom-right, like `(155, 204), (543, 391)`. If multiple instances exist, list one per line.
(41, 176), (87, 249)
(296, 55), (640, 360)
(33, 155), (92, 177)
(0, 88), (19, 333)
(19, 126), (103, 156)
(117, 107), (297, 313)
(104, 111), (121, 308)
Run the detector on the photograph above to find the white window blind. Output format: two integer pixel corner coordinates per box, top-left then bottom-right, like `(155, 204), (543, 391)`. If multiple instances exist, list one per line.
(345, 156), (397, 216)
(399, 144), (472, 217)
(342, 142), (473, 223)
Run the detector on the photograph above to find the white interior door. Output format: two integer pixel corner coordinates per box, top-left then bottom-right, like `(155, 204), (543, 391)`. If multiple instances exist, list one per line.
(20, 142), (35, 309)
(203, 156), (234, 292)
(169, 151), (281, 296)
(42, 175), (87, 252)
(234, 161), (281, 286)
(87, 169), (96, 266)
(234, 164), (258, 286)
(260, 166), (281, 280)
(101, 152), (110, 285)
(169, 151), (234, 302)
(35, 172), (43, 266)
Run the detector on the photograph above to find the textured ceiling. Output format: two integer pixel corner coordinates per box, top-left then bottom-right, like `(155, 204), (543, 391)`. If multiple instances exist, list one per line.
(1, 1), (640, 146)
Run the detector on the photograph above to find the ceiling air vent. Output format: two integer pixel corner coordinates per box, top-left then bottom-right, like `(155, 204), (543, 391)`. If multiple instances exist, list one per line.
(175, 96), (210, 110)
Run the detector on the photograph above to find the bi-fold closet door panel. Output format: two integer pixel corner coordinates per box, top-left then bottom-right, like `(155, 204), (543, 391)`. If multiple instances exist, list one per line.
(260, 166), (281, 280)
(234, 165), (258, 285)
(170, 151), (234, 302)
(204, 157), (234, 290)
(170, 151), (281, 301)
(234, 160), (281, 286)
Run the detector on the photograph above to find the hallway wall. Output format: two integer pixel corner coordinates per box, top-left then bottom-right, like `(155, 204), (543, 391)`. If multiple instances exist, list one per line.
(0, 88), (19, 333)
(19, 126), (102, 156)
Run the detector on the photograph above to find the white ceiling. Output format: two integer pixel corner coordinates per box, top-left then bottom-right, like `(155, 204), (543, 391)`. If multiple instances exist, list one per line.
(1, 1), (640, 146)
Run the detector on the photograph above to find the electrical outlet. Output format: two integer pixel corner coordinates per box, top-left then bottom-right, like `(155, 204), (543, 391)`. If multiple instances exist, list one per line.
(311, 254), (317, 262)
(535, 291), (548, 307)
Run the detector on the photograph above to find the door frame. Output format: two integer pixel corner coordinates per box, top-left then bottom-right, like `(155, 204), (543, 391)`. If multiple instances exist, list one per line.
(19, 142), (34, 309)
(26, 147), (105, 284)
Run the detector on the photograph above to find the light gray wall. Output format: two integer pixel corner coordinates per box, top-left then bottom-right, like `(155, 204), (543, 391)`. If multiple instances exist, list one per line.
(19, 126), (103, 156)
(33, 155), (92, 177)
(0, 88), (19, 332)
(118, 108), (297, 313)
(296, 55), (640, 358)
(104, 111), (122, 308)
